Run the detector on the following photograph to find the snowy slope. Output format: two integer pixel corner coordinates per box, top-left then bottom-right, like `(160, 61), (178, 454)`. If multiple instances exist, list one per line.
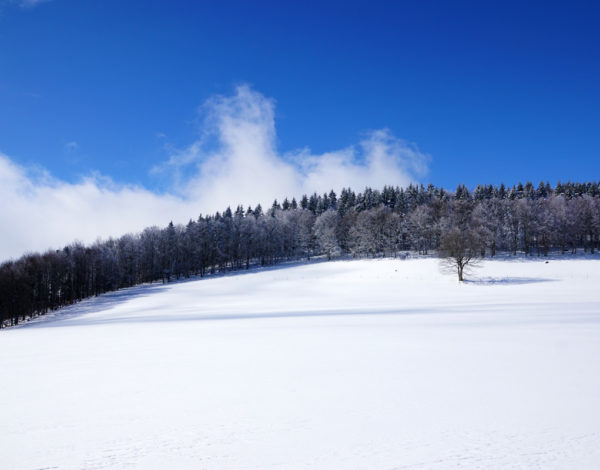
(2, 256), (600, 469)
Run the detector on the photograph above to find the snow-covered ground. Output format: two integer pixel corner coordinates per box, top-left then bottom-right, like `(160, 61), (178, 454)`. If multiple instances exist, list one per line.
(2, 256), (600, 469)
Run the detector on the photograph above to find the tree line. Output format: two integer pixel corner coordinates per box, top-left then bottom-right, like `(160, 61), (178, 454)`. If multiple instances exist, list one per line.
(1, 180), (599, 327)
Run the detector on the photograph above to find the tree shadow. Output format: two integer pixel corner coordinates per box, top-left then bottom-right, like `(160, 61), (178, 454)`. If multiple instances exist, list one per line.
(27, 305), (444, 329)
(16, 282), (172, 329)
(10, 256), (569, 330)
(464, 276), (556, 285)
(14, 258), (334, 329)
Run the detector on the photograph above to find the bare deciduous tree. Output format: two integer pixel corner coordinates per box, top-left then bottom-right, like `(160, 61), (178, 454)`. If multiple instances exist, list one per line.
(439, 228), (483, 281)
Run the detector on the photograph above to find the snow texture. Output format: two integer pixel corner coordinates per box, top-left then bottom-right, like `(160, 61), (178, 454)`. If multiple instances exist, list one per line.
(2, 257), (600, 469)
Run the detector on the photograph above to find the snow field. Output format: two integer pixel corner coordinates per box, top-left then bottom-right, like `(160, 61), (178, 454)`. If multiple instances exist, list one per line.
(1, 257), (600, 469)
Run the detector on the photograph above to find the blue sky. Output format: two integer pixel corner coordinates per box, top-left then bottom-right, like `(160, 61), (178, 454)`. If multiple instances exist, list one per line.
(3, 0), (599, 188)
(0, 0), (599, 259)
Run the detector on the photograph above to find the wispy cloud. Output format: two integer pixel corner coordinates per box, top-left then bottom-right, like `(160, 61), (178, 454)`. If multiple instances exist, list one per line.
(0, 85), (429, 261)
(17, 0), (50, 8)
(64, 141), (79, 152)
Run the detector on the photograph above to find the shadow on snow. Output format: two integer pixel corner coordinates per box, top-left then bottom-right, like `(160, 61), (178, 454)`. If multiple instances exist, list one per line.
(10, 255), (590, 330)
(464, 277), (556, 285)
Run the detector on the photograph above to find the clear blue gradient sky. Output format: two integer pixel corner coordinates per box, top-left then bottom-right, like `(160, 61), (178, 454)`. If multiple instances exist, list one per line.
(1, 0), (599, 191)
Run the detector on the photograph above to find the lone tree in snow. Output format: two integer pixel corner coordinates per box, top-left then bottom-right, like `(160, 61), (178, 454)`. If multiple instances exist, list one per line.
(439, 228), (483, 281)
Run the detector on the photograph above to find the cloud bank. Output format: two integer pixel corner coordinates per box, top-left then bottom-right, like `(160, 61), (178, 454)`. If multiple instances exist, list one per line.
(1, 86), (429, 261)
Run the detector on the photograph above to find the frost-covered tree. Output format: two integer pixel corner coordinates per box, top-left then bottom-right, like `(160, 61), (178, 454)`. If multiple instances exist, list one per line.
(314, 210), (341, 260)
(407, 205), (435, 255)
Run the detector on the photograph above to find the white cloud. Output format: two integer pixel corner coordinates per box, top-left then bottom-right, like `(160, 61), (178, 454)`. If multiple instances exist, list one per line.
(0, 154), (199, 261)
(163, 85), (429, 207)
(296, 128), (429, 196)
(0, 85), (429, 261)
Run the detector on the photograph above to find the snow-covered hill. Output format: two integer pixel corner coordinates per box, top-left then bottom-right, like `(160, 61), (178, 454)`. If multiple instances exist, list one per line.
(2, 257), (600, 469)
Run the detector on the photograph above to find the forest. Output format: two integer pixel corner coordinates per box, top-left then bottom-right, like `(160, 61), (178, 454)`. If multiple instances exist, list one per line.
(1, 180), (599, 328)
